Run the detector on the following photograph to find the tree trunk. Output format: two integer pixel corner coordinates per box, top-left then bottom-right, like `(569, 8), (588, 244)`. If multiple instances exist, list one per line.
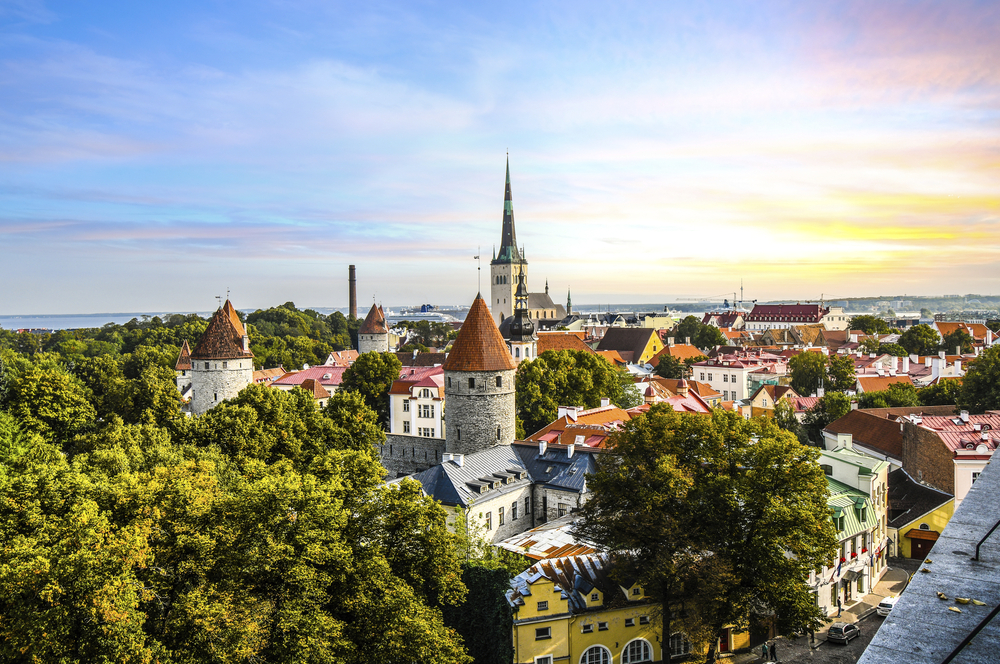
(703, 622), (725, 664)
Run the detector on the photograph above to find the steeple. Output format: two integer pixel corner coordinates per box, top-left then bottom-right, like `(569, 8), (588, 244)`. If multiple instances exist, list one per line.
(494, 155), (521, 264)
(567, 287), (572, 314)
(509, 268), (535, 342)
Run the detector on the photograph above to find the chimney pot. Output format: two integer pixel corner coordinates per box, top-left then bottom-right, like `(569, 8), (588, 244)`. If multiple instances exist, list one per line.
(454, 454), (465, 467)
(539, 441), (548, 455)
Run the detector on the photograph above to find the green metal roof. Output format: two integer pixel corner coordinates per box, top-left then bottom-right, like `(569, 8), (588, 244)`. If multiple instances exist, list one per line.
(827, 477), (875, 539)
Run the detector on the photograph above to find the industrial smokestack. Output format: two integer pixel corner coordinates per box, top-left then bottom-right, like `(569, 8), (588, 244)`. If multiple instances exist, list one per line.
(349, 265), (357, 319)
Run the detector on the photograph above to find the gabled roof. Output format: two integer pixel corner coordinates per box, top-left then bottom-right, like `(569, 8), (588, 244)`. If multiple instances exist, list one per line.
(525, 405), (632, 445)
(299, 378), (330, 399)
(405, 446), (531, 508)
(395, 351), (448, 367)
(358, 303), (388, 335)
(272, 365), (347, 387)
(827, 477), (875, 540)
(324, 349), (359, 366)
(595, 327), (656, 362)
(856, 375), (914, 393)
(887, 467), (953, 529)
(595, 350), (626, 365)
(825, 409), (906, 459)
(647, 343), (704, 367)
(537, 332), (597, 355)
(745, 303), (829, 322)
(190, 300), (254, 361)
(253, 367), (286, 383)
(443, 296), (517, 372)
(175, 340), (192, 371)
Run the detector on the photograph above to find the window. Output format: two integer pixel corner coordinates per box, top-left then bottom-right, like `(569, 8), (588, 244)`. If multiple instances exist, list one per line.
(403, 421), (410, 433)
(582, 624), (593, 633)
(708, 373), (713, 380)
(857, 575), (865, 594)
(457, 427), (460, 440)
(512, 501), (518, 520)
(591, 593), (599, 602)
(622, 639), (652, 663)
(515, 347), (520, 358)
(973, 471), (982, 484)
(831, 585), (837, 605)
(731, 374), (736, 383)
(723, 390), (729, 400)
(420, 388), (431, 398)
(535, 657), (553, 664)
(581, 646), (610, 664)
(639, 615), (650, 625)
(496, 376), (502, 387)
(723, 374), (728, 382)
(469, 377), (475, 389)
(525, 496), (530, 517)
(535, 627), (551, 641)
(537, 600), (548, 611)
(497, 426), (502, 440)
(447, 377), (452, 388)
(213, 392), (218, 401)
(597, 622), (608, 631)
(499, 507), (505, 526)
(222, 361), (228, 369)
(625, 618), (635, 627)
(403, 399), (410, 412)
(669, 633), (691, 657)
(700, 373), (705, 380)
(632, 587), (641, 596)
(485, 512), (491, 530)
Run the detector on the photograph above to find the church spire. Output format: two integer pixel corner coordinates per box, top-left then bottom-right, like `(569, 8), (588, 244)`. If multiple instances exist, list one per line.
(495, 155), (521, 264)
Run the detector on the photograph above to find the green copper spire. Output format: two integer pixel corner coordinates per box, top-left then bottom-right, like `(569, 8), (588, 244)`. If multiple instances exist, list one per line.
(567, 287), (572, 314)
(494, 155), (521, 264)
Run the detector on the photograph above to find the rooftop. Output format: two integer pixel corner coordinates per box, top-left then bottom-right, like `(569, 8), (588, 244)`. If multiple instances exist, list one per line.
(443, 295), (517, 373)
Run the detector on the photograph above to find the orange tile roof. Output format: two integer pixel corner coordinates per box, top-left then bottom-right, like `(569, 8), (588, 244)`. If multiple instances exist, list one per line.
(443, 296), (517, 372)
(595, 350), (625, 365)
(537, 332), (597, 355)
(647, 343), (705, 367)
(358, 303), (388, 335)
(299, 378), (331, 400)
(857, 375), (914, 393)
(175, 340), (192, 371)
(190, 300), (254, 361)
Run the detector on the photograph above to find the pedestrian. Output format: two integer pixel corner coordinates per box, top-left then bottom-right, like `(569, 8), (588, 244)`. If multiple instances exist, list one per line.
(770, 642), (777, 662)
(836, 596), (842, 617)
(761, 642), (769, 661)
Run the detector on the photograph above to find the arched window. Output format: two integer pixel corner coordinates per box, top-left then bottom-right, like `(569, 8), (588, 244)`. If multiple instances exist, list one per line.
(496, 375), (503, 387)
(622, 639), (653, 663)
(919, 523), (930, 530)
(496, 426), (502, 440)
(515, 347), (520, 357)
(581, 646), (610, 664)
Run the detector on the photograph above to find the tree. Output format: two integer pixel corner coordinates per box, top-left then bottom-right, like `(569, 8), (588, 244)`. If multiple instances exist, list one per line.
(958, 346), (1000, 413)
(899, 324), (940, 356)
(920, 308), (934, 319)
(674, 316), (725, 351)
(515, 350), (641, 435)
(827, 355), (857, 393)
(857, 383), (920, 409)
(801, 392), (851, 444)
(576, 408), (836, 662)
(338, 351), (403, 427)
(849, 315), (890, 335)
(2, 363), (96, 447)
(919, 380), (961, 407)
(654, 354), (685, 379)
(940, 329), (974, 355)
(877, 343), (909, 357)
(788, 352), (826, 396)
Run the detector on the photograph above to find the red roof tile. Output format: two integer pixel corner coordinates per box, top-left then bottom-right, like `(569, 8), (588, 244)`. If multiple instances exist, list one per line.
(537, 332), (597, 355)
(175, 340), (192, 371)
(359, 303), (388, 335)
(190, 300), (254, 361)
(443, 296), (517, 372)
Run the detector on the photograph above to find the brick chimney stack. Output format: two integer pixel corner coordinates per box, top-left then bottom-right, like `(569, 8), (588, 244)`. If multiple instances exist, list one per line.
(349, 264), (357, 319)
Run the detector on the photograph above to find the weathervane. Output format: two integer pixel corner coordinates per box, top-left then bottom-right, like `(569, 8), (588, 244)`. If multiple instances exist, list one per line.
(474, 247), (481, 294)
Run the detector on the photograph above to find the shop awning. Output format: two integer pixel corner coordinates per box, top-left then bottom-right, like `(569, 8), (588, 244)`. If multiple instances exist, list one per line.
(905, 529), (940, 541)
(842, 569), (861, 582)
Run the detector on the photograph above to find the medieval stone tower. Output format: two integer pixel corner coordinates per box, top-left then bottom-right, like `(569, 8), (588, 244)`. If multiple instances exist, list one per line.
(357, 303), (389, 353)
(444, 295), (518, 455)
(490, 157), (525, 326)
(189, 300), (255, 416)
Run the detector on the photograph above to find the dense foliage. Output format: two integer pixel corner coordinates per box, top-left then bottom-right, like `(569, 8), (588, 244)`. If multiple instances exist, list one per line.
(0, 347), (473, 663)
(898, 324), (940, 357)
(338, 352), (404, 427)
(849, 315), (892, 335)
(788, 352), (855, 396)
(576, 408), (837, 663)
(673, 316), (726, 351)
(514, 350), (642, 436)
(958, 346), (1000, 414)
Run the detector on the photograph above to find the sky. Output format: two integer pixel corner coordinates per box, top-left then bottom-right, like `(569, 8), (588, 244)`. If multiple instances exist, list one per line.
(1, 0), (998, 315)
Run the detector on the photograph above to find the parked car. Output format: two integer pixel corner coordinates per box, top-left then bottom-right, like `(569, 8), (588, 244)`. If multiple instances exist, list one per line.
(827, 622), (861, 644)
(876, 596), (899, 616)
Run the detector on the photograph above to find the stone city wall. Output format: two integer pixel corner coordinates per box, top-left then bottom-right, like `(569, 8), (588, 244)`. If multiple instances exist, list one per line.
(379, 433), (446, 478)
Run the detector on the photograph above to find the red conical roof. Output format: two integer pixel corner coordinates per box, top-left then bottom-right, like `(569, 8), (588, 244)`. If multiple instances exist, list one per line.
(175, 340), (192, 371)
(191, 300), (254, 360)
(358, 303), (388, 335)
(444, 295), (517, 372)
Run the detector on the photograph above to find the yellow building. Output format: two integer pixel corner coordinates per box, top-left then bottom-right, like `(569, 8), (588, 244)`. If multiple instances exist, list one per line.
(747, 384), (800, 419)
(885, 467), (955, 560)
(508, 554), (749, 663)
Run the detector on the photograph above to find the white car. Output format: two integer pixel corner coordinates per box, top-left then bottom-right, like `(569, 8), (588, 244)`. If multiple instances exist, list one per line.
(876, 596), (899, 616)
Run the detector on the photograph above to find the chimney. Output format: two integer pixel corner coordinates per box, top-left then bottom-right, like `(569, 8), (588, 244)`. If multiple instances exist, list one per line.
(902, 356), (910, 373)
(243, 335), (250, 352)
(668, 337), (675, 346)
(925, 357), (932, 367)
(600, 397), (611, 407)
(890, 356), (899, 373)
(956, 345), (961, 357)
(348, 264), (357, 319)
(453, 454), (465, 467)
(442, 453), (453, 463)
(539, 440), (548, 455)
(851, 401), (859, 410)
(932, 357), (941, 380)
(955, 359), (962, 373)
(960, 410), (970, 423)
(685, 336), (691, 345)
(939, 350), (946, 359)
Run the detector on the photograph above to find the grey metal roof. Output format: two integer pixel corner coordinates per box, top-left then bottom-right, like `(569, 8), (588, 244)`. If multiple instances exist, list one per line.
(887, 467), (954, 530)
(406, 446), (530, 508)
(512, 442), (597, 493)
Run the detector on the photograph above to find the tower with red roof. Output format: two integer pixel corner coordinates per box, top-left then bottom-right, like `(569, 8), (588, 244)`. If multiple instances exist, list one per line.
(188, 300), (255, 415)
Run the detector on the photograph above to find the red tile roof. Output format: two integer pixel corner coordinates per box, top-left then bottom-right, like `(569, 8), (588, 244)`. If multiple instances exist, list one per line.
(175, 340), (192, 371)
(647, 343), (705, 367)
(537, 332), (597, 355)
(272, 365), (347, 387)
(190, 300), (254, 361)
(299, 378), (331, 400)
(825, 409), (906, 458)
(745, 303), (829, 323)
(857, 375), (914, 393)
(442, 296), (517, 372)
(358, 303), (388, 335)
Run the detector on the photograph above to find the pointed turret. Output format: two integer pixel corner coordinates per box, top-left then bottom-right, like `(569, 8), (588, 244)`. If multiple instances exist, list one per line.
(175, 340), (192, 372)
(444, 296), (517, 372)
(567, 287), (572, 314)
(358, 303), (389, 353)
(494, 156), (521, 264)
(188, 300), (254, 415)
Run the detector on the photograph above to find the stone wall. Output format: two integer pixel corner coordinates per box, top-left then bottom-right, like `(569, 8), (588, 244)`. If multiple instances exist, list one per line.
(190, 359), (254, 416)
(358, 333), (388, 354)
(379, 433), (447, 478)
(460, 482), (534, 543)
(444, 369), (516, 455)
(533, 485), (588, 524)
(902, 421), (955, 495)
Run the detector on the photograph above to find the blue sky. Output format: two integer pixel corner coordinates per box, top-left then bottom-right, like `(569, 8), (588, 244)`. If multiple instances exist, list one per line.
(1, 1), (998, 314)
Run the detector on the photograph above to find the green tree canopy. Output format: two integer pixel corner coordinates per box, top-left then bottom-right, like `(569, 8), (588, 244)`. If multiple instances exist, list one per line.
(654, 354), (685, 379)
(940, 329), (974, 354)
(919, 380), (961, 407)
(576, 408), (836, 661)
(788, 351), (827, 396)
(899, 324), (940, 356)
(338, 351), (403, 427)
(958, 346), (1000, 413)
(857, 382), (920, 409)
(674, 316), (726, 351)
(827, 354), (857, 393)
(515, 350), (641, 436)
(849, 315), (891, 335)
(801, 392), (851, 444)
(877, 342), (909, 357)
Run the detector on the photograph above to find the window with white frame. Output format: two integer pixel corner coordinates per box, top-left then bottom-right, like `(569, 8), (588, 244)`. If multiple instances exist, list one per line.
(537, 600), (547, 611)
(419, 404), (434, 418)
(581, 646), (610, 664)
(512, 501), (518, 520)
(973, 471), (982, 484)
(622, 639), (652, 663)
(402, 399), (410, 412)
(669, 633), (691, 657)
(403, 421), (410, 433)
(535, 657), (553, 664)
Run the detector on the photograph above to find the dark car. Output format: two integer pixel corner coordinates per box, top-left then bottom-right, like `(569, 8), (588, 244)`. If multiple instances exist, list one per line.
(827, 622), (861, 644)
